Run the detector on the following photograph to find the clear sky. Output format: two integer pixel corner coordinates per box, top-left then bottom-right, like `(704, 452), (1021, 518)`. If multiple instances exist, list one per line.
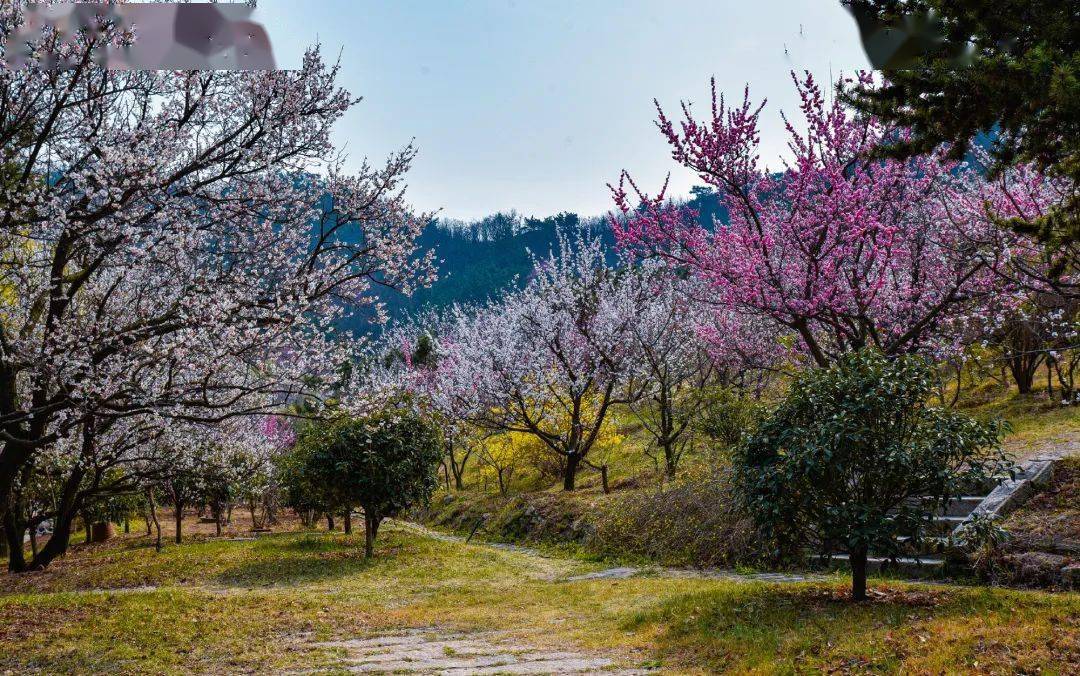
(262, 1), (870, 220)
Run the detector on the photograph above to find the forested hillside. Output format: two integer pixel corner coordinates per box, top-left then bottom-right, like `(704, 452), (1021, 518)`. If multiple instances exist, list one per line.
(363, 186), (727, 330)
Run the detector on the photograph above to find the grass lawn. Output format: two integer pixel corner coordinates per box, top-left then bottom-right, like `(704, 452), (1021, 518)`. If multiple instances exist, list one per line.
(1, 519), (1077, 674)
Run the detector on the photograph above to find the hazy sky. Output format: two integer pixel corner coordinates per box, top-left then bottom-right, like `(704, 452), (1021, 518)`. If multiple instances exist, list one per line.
(262, 1), (870, 220)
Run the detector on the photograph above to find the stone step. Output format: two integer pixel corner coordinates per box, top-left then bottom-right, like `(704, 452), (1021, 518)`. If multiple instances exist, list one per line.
(939, 496), (988, 518)
(810, 553), (946, 578)
(904, 495), (987, 517)
(929, 515), (967, 535)
(892, 535), (950, 557)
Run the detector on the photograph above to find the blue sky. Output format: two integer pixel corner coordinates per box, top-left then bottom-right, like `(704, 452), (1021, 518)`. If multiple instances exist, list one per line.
(262, 1), (869, 220)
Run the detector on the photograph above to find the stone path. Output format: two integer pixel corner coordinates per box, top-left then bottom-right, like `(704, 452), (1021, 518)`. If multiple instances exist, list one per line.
(319, 629), (641, 674)
(395, 520), (825, 585)
(395, 520), (554, 558)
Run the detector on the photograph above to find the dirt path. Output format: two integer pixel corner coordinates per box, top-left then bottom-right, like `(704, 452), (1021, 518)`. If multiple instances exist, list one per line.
(316, 522), (826, 674)
(320, 629), (643, 674)
(394, 520), (826, 585)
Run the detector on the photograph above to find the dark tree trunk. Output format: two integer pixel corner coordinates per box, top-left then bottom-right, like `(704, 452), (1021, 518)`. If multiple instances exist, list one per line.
(563, 453), (581, 491)
(0, 438), (36, 531)
(0, 525), (7, 561)
(850, 545), (869, 602)
(363, 512), (375, 558)
(28, 528), (37, 559)
(2, 511), (25, 572)
(600, 464), (610, 495)
(147, 488), (162, 552)
(31, 506), (79, 570)
(211, 503), (223, 536)
(1008, 352), (1042, 394)
(343, 511), (352, 535)
(664, 444), (678, 479)
(326, 514), (335, 531)
(174, 502), (183, 544)
(30, 466), (85, 569)
(123, 516), (130, 534)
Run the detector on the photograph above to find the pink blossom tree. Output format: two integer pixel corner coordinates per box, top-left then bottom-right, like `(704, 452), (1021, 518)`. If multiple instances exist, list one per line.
(612, 73), (1022, 368)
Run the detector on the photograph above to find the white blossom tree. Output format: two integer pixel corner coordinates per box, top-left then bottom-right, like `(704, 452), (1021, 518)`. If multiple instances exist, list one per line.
(621, 264), (719, 477)
(435, 233), (649, 490)
(0, 9), (436, 567)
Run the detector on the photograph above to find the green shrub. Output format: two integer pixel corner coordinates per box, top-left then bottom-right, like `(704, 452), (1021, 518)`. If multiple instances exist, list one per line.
(694, 387), (764, 450)
(735, 349), (1010, 600)
(283, 406), (443, 556)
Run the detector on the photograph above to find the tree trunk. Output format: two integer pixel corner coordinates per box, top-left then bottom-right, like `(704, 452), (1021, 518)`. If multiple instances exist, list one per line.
(174, 502), (183, 545)
(28, 528), (38, 558)
(0, 437), (37, 532)
(343, 511), (352, 535)
(2, 511), (25, 572)
(850, 545), (869, 602)
(600, 464), (610, 495)
(0, 525), (7, 561)
(124, 516), (130, 534)
(563, 453), (581, 491)
(83, 513), (92, 545)
(211, 502), (223, 536)
(147, 488), (162, 552)
(663, 442), (678, 479)
(326, 514), (335, 531)
(1009, 354), (1040, 394)
(31, 465), (87, 569)
(31, 507), (79, 570)
(363, 512), (375, 558)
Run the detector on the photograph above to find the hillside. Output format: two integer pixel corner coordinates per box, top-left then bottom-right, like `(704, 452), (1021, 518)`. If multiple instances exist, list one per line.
(360, 186), (728, 331)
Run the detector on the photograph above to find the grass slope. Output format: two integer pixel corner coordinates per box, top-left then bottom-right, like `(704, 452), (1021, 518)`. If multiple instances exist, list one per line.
(1, 519), (1078, 674)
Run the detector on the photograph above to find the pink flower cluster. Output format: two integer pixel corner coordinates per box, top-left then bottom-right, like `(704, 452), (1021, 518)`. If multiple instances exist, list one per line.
(612, 73), (1060, 366)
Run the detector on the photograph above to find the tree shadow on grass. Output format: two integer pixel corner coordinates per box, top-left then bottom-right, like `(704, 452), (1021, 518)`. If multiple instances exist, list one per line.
(624, 582), (1073, 673)
(210, 533), (391, 587)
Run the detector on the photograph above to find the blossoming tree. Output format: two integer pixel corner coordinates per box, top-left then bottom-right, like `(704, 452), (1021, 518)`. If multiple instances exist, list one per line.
(612, 73), (1022, 367)
(434, 234), (649, 490)
(0, 7), (436, 563)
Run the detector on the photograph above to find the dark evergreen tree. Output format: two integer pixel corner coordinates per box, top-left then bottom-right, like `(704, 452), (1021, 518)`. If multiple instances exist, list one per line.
(843, 1), (1080, 248)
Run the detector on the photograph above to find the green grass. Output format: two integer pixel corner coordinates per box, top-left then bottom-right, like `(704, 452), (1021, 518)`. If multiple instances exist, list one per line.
(2, 523), (1078, 674)
(4, 385), (1077, 673)
(957, 382), (1080, 458)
